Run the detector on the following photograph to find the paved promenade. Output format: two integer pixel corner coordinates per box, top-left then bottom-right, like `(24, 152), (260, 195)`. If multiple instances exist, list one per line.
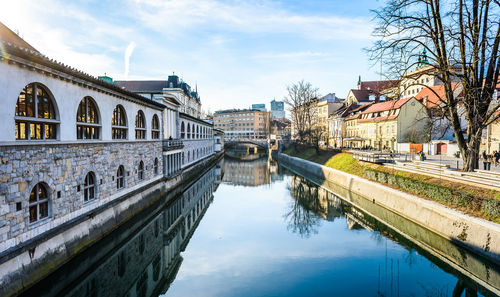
(423, 155), (500, 172)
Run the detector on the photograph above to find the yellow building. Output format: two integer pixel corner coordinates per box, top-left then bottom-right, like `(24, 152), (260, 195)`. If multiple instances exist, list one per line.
(357, 98), (429, 150)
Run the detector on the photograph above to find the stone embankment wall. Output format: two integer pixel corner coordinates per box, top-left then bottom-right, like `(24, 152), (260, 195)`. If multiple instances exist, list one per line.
(279, 153), (500, 264)
(0, 140), (163, 253)
(0, 151), (222, 297)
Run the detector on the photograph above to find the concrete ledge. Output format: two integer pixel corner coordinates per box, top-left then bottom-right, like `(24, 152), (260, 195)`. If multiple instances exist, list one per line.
(278, 153), (500, 265)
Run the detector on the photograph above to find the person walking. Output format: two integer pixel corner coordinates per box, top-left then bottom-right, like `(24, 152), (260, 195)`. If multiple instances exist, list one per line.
(494, 150), (500, 167)
(482, 151), (489, 170)
(487, 153), (493, 170)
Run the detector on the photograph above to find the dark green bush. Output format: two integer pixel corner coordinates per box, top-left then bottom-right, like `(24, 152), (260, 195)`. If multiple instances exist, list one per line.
(362, 168), (495, 217)
(482, 199), (500, 219)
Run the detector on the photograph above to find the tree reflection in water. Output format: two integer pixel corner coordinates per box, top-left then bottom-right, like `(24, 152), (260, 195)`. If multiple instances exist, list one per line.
(284, 175), (325, 238)
(285, 173), (483, 297)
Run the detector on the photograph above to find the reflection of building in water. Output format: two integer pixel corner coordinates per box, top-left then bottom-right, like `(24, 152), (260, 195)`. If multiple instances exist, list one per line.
(223, 157), (270, 186)
(48, 167), (220, 297)
(269, 159), (284, 182)
(289, 175), (343, 221)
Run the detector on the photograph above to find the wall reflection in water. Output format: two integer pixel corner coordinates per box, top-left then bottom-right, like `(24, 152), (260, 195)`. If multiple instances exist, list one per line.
(223, 147), (273, 187)
(287, 174), (489, 297)
(21, 165), (221, 297)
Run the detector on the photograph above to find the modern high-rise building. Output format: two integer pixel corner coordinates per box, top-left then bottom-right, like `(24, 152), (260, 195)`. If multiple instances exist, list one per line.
(270, 99), (285, 119)
(252, 103), (266, 111)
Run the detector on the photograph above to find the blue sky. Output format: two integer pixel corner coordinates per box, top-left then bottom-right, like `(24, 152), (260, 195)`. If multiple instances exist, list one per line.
(0, 0), (384, 113)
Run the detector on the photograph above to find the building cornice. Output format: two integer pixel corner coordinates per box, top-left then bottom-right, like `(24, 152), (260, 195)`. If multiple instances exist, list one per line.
(0, 40), (166, 110)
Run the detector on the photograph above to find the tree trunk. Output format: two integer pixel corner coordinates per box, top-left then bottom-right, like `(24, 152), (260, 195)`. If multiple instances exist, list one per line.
(462, 136), (481, 172)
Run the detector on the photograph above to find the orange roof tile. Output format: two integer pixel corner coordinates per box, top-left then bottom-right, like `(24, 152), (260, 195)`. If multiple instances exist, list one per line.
(415, 83), (461, 108)
(361, 98), (411, 114)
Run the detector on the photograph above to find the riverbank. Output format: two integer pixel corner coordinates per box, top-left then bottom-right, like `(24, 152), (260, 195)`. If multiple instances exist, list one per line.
(0, 151), (224, 297)
(278, 150), (500, 266)
(283, 146), (500, 223)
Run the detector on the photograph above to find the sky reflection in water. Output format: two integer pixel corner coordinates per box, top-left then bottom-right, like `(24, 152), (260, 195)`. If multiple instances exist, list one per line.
(164, 158), (480, 297)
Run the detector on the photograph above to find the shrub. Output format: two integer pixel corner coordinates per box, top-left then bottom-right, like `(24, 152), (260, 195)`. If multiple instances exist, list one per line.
(482, 199), (500, 219)
(363, 168), (480, 210)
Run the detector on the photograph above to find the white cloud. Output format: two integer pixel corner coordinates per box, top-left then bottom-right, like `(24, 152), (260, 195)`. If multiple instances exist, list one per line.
(128, 0), (373, 41)
(254, 51), (330, 59)
(124, 42), (137, 78)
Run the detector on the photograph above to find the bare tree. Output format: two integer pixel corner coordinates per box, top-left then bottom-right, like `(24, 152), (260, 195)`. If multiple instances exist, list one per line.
(368, 0), (500, 171)
(284, 80), (320, 145)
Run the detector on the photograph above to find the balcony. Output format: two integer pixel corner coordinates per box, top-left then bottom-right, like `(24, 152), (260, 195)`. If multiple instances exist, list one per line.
(162, 139), (184, 151)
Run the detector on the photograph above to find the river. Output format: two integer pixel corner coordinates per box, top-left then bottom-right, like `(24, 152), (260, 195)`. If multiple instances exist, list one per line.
(20, 151), (500, 297)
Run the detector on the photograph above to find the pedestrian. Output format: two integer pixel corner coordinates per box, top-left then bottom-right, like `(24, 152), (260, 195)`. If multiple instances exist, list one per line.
(482, 151), (489, 170)
(487, 153), (493, 170)
(494, 150), (500, 167)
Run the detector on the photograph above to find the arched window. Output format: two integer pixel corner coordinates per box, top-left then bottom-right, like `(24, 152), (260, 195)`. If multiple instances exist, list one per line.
(15, 83), (58, 140)
(154, 158), (159, 175)
(117, 165), (125, 189)
(138, 161), (144, 180)
(187, 151), (190, 162)
(29, 183), (49, 223)
(112, 105), (127, 139)
(83, 172), (96, 201)
(77, 97), (100, 139)
(192, 125), (195, 139)
(196, 126), (199, 139)
(151, 114), (160, 139)
(181, 122), (185, 139)
(135, 110), (146, 139)
(187, 123), (191, 139)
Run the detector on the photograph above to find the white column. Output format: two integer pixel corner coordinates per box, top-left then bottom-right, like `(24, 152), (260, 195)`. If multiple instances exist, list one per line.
(171, 110), (175, 138)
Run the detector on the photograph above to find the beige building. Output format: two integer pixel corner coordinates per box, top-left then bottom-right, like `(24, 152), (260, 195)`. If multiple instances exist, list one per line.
(357, 98), (430, 150)
(291, 94), (343, 142)
(213, 109), (270, 139)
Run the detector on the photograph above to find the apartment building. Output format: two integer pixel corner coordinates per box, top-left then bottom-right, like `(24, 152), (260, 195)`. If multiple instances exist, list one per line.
(213, 109), (270, 139)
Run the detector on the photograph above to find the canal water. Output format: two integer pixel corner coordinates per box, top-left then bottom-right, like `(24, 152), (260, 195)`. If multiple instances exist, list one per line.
(20, 152), (500, 297)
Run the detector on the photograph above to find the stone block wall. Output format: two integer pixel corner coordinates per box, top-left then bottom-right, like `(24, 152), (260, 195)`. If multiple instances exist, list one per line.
(182, 139), (214, 167)
(0, 140), (163, 251)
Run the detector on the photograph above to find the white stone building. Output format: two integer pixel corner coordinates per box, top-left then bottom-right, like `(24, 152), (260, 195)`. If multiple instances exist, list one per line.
(0, 21), (218, 284)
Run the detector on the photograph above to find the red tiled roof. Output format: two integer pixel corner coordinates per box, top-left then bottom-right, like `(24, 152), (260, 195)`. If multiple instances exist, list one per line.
(415, 83), (461, 108)
(359, 80), (400, 93)
(361, 98), (411, 114)
(358, 115), (398, 123)
(350, 89), (376, 102)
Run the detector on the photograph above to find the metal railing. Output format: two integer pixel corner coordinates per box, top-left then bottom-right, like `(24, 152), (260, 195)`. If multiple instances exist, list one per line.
(162, 139), (184, 151)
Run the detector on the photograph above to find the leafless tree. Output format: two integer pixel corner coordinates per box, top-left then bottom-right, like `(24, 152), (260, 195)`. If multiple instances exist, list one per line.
(284, 80), (320, 145)
(368, 0), (500, 171)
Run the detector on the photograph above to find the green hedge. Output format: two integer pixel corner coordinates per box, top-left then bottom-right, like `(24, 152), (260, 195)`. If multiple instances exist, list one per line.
(363, 168), (499, 219)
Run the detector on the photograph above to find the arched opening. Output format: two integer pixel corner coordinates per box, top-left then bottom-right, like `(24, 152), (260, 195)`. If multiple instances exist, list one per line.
(112, 105), (127, 139)
(151, 114), (160, 139)
(181, 122), (185, 139)
(76, 96), (100, 139)
(117, 165), (125, 189)
(29, 182), (50, 223)
(135, 110), (146, 139)
(15, 83), (59, 140)
(187, 123), (191, 139)
(138, 160), (144, 180)
(154, 158), (159, 175)
(83, 171), (96, 201)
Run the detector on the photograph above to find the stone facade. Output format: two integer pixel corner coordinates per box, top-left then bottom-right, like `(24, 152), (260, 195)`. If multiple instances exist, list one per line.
(0, 140), (163, 253)
(179, 113), (215, 167)
(20, 163), (218, 297)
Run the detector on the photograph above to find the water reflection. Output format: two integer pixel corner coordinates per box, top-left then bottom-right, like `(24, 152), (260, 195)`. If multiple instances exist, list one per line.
(286, 173), (493, 297)
(20, 153), (500, 297)
(20, 166), (221, 297)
